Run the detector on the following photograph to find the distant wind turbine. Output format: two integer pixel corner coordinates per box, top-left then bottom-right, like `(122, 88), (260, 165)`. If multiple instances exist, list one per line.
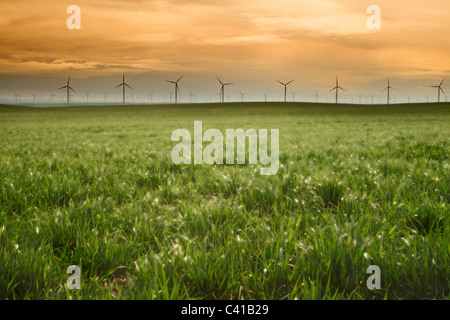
(189, 91), (194, 103)
(240, 91), (246, 102)
(329, 77), (345, 104)
(166, 75), (183, 104)
(291, 91), (298, 102)
(31, 93), (38, 103)
(430, 77), (446, 103)
(102, 92), (108, 103)
(277, 79), (294, 102)
(85, 91), (90, 103)
(382, 77), (393, 105)
(114, 73), (132, 105)
(168, 91), (174, 103)
(58, 76), (76, 104)
(50, 91), (56, 103)
(264, 92), (268, 102)
(217, 77), (233, 103)
(314, 91), (319, 103)
(14, 91), (20, 102)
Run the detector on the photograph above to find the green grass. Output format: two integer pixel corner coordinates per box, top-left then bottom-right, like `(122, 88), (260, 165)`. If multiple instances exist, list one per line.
(0, 102), (449, 300)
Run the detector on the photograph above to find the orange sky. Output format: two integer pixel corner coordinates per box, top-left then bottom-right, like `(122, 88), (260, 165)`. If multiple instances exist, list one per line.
(1, 0), (449, 103)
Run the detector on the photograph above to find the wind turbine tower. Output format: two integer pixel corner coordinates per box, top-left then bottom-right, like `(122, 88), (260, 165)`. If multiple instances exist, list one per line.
(217, 77), (233, 103)
(430, 78), (446, 103)
(291, 91), (298, 102)
(114, 73), (132, 105)
(277, 79), (294, 102)
(240, 91), (246, 102)
(383, 77), (393, 105)
(329, 77), (345, 104)
(58, 76), (76, 104)
(166, 75), (183, 104)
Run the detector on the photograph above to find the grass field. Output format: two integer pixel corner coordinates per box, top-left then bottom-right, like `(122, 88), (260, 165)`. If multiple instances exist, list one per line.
(0, 102), (449, 300)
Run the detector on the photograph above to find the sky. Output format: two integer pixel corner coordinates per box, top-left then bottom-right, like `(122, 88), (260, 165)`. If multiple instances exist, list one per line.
(0, 0), (449, 104)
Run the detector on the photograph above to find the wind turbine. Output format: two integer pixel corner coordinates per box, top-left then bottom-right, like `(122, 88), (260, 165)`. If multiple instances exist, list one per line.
(31, 93), (38, 103)
(277, 79), (294, 102)
(382, 77), (393, 105)
(264, 92), (268, 102)
(114, 73), (132, 105)
(102, 92), (108, 103)
(50, 91), (56, 103)
(217, 77), (233, 103)
(430, 77), (446, 103)
(240, 91), (246, 102)
(148, 93), (153, 104)
(85, 91), (90, 103)
(168, 91), (174, 103)
(188, 91), (194, 103)
(58, 76), (76, 104)
(14, 91), (20, 102)
(166, 75), (183, 104)
(329, 77), (345, 104)
(291, 91), (298, 102)
(314, 91), (319, 103)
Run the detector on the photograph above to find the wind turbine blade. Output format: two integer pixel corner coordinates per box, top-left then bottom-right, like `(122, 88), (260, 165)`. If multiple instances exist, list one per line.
(115, 84), (123, 89)
(125, 84), (133, 89)
(286, 80), (294, 85)
(338, 87), (346, 91)
(67, 76), (70, 85)
(177, 75), (184, 82)
(225, 83), (233, 86)
(69, 86), (76, 93)
(329, 88), (336, 92)
(277, 80), (285, 85)
(430, 86), (439, 88)
(58, 86), (67, 90)
(440, 77), (445, 86)
(217, 77), (223, 85)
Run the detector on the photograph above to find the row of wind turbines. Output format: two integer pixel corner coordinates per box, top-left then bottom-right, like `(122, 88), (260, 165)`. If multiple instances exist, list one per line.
(19, 74), (448, 105)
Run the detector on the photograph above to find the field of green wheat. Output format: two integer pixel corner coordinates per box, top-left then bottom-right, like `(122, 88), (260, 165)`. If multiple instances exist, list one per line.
(0, 102), (449, 300)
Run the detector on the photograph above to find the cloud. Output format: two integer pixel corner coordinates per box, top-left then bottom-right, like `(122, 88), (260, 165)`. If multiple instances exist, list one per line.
(0, 0), (449, 99)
